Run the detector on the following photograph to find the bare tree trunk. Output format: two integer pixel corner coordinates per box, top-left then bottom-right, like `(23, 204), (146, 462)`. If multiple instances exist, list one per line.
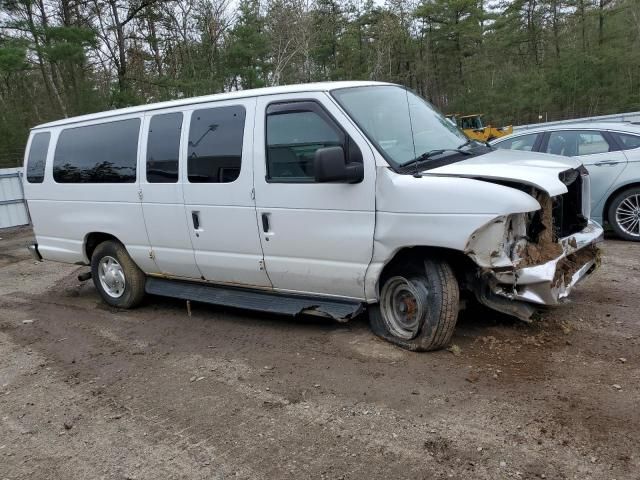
(108, 0), (129, 94)
(24, 1), (68, 117)
(147, 13), (164, 77)
(551, 0), (561, 58)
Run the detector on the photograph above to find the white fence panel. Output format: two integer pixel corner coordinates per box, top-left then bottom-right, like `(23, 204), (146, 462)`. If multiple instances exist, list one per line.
(0, 168), (29, 229)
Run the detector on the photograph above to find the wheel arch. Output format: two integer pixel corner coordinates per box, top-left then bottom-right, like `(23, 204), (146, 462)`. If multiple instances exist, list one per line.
(602, 181), (640, 225)
(374, 245), (476, 299)
(83, 232), (122, 263)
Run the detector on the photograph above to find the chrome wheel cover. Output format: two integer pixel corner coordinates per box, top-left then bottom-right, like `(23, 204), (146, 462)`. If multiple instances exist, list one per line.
(98, 256), (126, 298)
(615, 193), (640, 238)
(380, 276), (429, 340)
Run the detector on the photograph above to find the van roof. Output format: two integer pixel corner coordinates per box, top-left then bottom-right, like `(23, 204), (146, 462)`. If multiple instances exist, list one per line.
(32, 81), (392, 130)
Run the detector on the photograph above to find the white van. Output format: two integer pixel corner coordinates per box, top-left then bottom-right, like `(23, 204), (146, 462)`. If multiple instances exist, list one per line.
(23, 81), (603, 351)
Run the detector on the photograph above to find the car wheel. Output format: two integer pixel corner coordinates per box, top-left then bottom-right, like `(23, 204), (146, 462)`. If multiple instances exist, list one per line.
(369, 258), (460, 351)
(91, 240), (146, 308)
(608, 187), (640, 241)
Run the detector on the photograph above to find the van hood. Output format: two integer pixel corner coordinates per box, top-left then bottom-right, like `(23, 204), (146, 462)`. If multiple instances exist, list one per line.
(424, 149), (581, 196)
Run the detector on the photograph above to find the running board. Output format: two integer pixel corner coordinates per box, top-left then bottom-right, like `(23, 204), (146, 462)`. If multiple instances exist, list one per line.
(145, 277), (364, 321)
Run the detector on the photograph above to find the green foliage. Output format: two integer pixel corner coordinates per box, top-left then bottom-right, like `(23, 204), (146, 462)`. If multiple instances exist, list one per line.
(1, 0), (639, 160)
(226, 0), (269, 89)
(43, 26), (96, 62)
(0, 41), (28, 73)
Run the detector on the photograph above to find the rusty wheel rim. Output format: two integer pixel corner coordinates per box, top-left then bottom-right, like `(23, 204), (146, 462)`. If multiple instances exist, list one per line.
(380, 276), (429, 340)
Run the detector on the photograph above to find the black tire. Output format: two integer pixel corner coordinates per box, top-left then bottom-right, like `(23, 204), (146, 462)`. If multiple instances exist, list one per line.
(369, 258), (460, 351)
(607, 186), (640, 242)
(91, 240), (146, 308)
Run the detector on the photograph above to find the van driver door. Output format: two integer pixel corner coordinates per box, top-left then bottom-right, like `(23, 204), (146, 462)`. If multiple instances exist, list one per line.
(252, 92), (376, 300)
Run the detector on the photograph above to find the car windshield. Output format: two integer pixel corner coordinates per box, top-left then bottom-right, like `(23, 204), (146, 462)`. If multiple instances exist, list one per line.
(331, 85), (469, 169)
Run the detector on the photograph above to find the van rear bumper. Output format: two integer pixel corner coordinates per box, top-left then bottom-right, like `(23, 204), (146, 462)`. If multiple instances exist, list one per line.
(27, 243), (43, 262)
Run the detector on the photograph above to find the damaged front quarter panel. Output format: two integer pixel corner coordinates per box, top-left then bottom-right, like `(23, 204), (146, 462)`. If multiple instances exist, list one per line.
(465, 212), (530, 269)
(465, 189), (603, 320)
(465, 191), (563, 270)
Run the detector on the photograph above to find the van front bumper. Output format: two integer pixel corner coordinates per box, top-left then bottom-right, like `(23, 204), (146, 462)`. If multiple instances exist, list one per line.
(476, 221), (603, 319)
(493, 221), (603, 305)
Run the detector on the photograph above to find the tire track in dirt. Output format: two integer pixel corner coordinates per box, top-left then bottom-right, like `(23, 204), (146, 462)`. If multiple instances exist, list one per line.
(2, 232), (639, 479)
(2, 296), (632, 479)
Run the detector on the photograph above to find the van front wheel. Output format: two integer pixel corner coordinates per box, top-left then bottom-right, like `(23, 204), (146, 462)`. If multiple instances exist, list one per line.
(91, 240), (146, 308)
(369, 258), (460, 351)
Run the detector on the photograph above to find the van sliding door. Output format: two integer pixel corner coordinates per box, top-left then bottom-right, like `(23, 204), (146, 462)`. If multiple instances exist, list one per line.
(140, 110), (202, 278)
(181, 98), (272, 288)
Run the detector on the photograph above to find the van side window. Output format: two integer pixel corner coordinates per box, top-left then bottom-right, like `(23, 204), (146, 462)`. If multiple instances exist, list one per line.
(188, 105), (245, 183)
(147, 113), (182, 183)
(53, 119), (140, 183)
(26, 132), (51, 183)
(266, 102), (356, 182)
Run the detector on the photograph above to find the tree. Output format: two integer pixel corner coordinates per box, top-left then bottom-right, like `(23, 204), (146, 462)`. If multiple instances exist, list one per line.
(1, 0), (640, 163)
(226, 0), (269, 89)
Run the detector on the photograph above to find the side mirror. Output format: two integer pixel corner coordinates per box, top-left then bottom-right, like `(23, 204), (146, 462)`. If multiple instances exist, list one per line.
(314, 146), (364, 183)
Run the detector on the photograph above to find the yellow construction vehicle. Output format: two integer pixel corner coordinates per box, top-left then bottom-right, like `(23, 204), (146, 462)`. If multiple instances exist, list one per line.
(446, 114), (513, 142)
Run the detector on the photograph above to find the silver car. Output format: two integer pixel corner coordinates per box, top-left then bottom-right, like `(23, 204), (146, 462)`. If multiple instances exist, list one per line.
(491, 122), (640, 241)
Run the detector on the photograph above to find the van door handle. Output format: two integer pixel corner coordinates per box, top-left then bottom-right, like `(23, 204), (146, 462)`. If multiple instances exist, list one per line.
(594, 160), (621, 166)
(192, 211), (200, 230)
(261, 213), (270, 232)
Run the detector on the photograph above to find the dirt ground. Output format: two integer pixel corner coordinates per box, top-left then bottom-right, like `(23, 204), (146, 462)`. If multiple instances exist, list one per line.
(0, 226), (638, 480)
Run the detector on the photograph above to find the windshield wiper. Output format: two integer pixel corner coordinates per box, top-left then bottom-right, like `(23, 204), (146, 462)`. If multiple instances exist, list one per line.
(400, 148), (472, 170)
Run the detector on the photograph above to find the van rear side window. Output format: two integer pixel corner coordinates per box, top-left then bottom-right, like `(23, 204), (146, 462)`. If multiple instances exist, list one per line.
(147, 113), (182, 183)
(188, 105), (245, 183)
(26, 132), (51, 183)
(53, 118), (140, 183)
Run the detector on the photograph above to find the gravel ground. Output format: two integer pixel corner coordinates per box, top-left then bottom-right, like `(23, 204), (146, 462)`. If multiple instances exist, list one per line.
(0, 226), (638, 480)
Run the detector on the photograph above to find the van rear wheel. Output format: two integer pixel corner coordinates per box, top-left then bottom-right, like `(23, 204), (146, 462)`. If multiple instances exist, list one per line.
(369, 258), (459, 351)
(91, 240), (146, 308)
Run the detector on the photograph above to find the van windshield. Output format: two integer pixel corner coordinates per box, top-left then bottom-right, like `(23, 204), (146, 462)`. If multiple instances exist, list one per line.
(331, 86), (472, 170)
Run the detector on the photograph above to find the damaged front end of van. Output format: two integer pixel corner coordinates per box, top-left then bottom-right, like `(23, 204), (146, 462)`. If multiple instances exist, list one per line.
(464, 167), (603, 320)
